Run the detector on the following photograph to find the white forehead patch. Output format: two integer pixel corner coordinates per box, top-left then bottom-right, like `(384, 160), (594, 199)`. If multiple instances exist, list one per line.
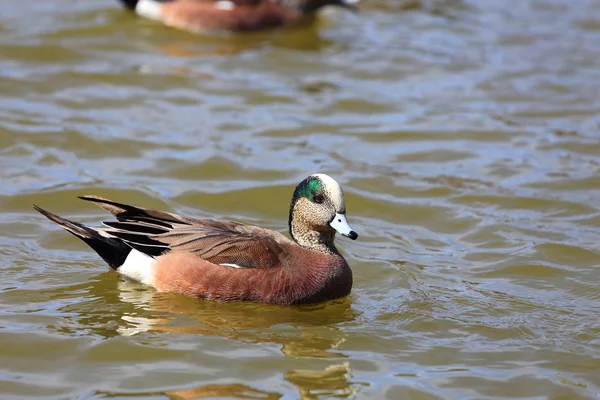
(312, 173), (346, 212)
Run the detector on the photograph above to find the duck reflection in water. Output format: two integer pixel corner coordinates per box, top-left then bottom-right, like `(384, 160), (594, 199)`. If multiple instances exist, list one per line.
(50, 274), (360, 398)
(113, 280), (360, 399)
(115, 279), (355, 358)
(161, 362), (357, 399)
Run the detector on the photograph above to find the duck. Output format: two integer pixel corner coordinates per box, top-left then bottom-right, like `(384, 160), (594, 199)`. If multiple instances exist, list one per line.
(116, 0), (358, 33)
(34, 174), (358, 305)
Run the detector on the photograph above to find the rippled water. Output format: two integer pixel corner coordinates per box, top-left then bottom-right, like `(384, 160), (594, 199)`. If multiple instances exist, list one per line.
(1, 0), (600, 398)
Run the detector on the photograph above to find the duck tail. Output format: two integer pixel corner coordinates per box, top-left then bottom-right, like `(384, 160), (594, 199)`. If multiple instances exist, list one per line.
(34, 205), (132, 271)
(118, 0), (166, 21)
(118, 0), (139, 11)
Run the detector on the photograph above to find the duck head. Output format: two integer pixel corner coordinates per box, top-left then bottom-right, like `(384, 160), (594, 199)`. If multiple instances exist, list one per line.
(288, 173), (358, 254)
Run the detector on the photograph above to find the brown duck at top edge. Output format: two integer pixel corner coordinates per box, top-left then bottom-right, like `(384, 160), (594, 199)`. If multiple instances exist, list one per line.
(117, 0), (358, 33)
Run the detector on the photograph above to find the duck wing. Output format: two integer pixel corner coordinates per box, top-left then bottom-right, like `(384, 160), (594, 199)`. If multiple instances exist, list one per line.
(79, 195), (289, 269)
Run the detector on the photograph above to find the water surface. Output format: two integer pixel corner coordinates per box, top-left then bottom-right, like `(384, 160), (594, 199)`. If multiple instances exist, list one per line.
(1, 0), (600, 398)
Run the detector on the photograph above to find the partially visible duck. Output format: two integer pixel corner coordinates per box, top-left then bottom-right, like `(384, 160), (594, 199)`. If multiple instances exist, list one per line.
(35, 174), (358, 305)
(117, 0), (358, 33)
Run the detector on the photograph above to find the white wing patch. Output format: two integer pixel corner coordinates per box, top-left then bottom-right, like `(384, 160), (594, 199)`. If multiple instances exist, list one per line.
(216, 1), (236, 10)
(219, 263), (243, 269)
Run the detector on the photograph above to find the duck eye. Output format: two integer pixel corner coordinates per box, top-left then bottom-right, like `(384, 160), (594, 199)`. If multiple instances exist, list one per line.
(313, 194), (325, 204)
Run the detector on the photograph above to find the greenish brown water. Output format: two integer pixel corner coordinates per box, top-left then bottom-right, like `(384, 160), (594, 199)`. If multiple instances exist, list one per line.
(1, 0), (600, 398)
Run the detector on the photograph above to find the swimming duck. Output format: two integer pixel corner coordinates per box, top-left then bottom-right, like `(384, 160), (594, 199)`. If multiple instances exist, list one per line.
(34, 174), (358, 305)
(117, 0), (358, 33)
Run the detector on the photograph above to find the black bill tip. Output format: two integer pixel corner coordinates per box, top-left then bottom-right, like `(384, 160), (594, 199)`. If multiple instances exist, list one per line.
(346, 231), (358, 240)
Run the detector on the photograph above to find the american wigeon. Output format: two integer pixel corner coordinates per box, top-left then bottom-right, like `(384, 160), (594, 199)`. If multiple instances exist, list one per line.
(117, 0), (358, 33)
(35, 174), (358, 305)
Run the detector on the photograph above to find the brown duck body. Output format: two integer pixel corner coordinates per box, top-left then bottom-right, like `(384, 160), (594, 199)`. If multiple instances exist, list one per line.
(119, 0), (355, 33)
(158, 0), (308, 33)
(154, 246), (352, 304)
(34, 194), (353, 305)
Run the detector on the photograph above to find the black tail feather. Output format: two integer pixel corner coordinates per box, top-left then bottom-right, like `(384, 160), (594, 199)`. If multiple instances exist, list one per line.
(34, 205), (132, 270)
(118, 0), (139, 10)
(78, 195), (179, 229)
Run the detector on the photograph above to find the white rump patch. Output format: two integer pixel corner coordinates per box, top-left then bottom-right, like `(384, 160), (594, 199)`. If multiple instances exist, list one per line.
(135, 0), (163, 21)
(219, 263), (243, 269)
(215, 1), (236, 10)
(118, 249), (156, 285)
